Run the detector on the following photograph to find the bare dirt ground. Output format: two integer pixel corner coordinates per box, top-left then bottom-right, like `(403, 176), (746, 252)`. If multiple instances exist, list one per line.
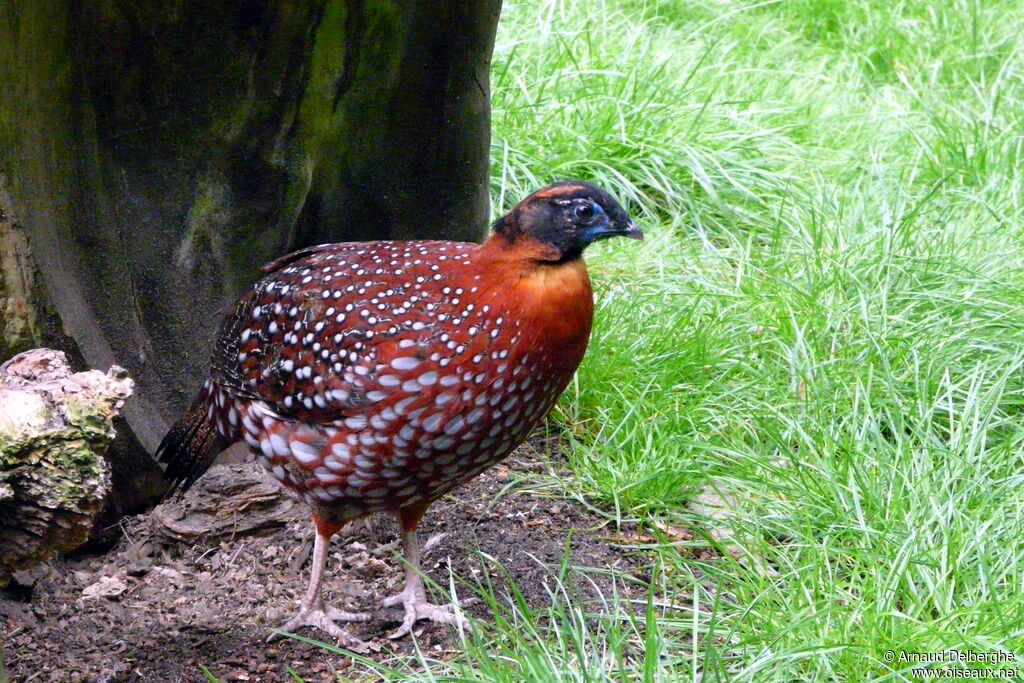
(2, 446), (657, 682)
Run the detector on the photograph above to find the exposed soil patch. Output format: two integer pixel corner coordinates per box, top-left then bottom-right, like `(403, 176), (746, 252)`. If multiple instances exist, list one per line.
(2, 448), (655, 682)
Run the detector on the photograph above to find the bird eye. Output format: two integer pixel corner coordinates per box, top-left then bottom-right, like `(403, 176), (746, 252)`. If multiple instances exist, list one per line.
(573, 203), (595, 221)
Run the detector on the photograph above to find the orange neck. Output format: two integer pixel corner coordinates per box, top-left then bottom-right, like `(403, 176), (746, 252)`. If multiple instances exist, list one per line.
(473, 233), (595, 367)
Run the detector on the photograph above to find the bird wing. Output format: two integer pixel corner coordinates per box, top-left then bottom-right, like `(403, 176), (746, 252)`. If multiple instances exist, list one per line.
(210, 240), (489, 423)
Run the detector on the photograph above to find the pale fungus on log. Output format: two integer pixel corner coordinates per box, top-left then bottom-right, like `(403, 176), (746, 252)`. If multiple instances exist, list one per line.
(0, 349), (133, 585)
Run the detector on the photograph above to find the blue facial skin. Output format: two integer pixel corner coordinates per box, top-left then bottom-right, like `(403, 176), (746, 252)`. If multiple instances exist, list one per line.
(580, 204), (611, 246)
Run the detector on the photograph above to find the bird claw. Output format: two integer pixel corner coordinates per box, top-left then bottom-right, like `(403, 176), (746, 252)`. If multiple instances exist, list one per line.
(380, 590), (406, 609)
(269, 604), (372, 652)
(384, 589), (475, 639)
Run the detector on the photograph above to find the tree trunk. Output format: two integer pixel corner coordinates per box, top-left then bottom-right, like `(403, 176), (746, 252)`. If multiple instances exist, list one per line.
(0, 1), (501, 510)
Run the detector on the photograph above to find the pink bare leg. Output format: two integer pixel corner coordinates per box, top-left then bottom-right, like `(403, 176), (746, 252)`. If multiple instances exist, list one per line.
(272, 515), (370, 648)
(382, 506), (470, 639)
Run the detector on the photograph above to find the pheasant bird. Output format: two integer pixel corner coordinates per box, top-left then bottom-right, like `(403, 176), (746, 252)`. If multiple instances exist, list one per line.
(157, 181), (642, 644)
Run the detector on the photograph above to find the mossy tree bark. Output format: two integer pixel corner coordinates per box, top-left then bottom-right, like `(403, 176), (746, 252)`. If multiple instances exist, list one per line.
(0, 1), (501, 510)
(0, 349), (133, 584)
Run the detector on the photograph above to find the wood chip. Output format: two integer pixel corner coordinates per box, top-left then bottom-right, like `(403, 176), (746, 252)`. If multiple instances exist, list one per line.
(81, 576), (127, 599)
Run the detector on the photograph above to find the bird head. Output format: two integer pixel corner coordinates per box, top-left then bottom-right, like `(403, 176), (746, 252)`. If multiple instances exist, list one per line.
(493, 181), (644, 262)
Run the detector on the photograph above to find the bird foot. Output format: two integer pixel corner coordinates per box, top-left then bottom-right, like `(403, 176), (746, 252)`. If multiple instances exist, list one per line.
(269, 604), (372, 651)
(382, 588), (473, 639)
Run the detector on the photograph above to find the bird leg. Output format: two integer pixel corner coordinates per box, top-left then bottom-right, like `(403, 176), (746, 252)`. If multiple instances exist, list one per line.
(271, 515), (370, 648)
(382, 507), (471, 639)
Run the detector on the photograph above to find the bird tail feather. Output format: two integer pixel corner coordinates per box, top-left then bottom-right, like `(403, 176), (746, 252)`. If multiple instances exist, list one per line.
(156, 389), (231, 500)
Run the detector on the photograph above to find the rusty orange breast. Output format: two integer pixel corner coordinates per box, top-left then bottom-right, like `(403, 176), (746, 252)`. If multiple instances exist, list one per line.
(475, 240), (595, 377)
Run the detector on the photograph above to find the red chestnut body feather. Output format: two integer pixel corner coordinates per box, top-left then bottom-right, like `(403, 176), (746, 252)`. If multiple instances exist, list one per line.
(177, 238), (592, 520)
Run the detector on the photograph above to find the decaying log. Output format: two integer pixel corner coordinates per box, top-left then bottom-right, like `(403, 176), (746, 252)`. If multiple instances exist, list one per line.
(153, 463), (303, 542)
(0, 349), (133, 585)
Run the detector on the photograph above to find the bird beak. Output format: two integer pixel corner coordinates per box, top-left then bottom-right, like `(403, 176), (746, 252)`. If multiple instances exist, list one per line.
(621, 220), (644, 241)
(582, 218), (645, 245)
